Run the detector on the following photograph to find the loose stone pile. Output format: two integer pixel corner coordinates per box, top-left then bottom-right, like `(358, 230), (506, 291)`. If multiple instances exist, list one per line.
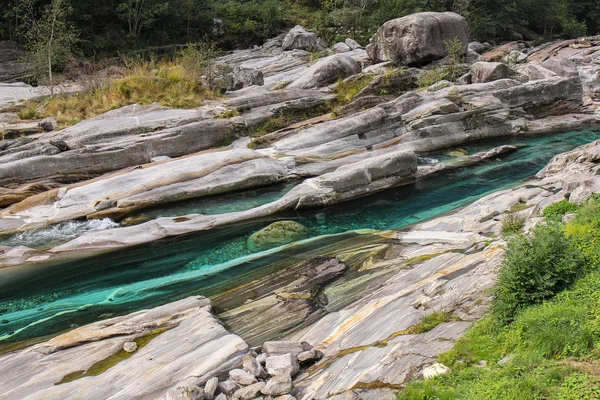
(166, 341), (323, 400)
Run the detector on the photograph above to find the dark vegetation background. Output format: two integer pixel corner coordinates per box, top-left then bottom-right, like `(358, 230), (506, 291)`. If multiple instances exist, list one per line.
(0, 0), (599, 58)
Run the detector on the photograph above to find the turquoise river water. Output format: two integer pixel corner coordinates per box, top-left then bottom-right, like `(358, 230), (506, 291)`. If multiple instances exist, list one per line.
(1, 129), (599, 345)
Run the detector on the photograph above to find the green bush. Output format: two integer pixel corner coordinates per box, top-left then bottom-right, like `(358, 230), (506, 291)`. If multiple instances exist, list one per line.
(543, 200), (579, 221)
(493, 223), (584, 324)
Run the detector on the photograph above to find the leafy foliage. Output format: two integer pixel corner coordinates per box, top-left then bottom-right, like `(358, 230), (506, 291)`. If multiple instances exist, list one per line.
(16, 0), (78, 90)
(493, 223), (584, 324)
(2, 0), (598, 57)
(543, 199), (579, 221)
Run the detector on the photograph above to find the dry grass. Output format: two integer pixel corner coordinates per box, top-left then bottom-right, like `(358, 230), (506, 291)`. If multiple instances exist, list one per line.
(22, 59), (219, 128)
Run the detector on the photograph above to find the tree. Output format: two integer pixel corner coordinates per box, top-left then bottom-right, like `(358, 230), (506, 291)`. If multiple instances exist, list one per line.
(117, 0), (170, 39)
(17, 0), (78, 93)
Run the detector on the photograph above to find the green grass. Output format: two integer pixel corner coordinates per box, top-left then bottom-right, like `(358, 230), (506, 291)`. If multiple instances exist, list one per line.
(17, 103), (38, 120)
(500, 213), (525, 236)
(406, 312), (452, 335)
(18, 59), (219, 129)
(333, 74), (374, 106)
(398, 197), (600, 400)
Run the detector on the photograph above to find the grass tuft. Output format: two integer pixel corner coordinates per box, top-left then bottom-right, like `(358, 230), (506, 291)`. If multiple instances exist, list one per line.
(20, 59), (219, 129)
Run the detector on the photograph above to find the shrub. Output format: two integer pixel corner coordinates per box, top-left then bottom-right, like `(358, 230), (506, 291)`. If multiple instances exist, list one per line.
(500, 213), (525, 236)
(493, 223), (584, 324)
(543, 200), (579, 221)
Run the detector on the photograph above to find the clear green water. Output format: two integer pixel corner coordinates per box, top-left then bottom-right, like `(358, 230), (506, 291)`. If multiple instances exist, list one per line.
(1, 130), (599, 344)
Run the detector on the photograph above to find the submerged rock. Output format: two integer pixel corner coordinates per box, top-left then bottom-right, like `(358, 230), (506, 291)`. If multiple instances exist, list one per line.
(247, 221), (310, 252)
(367, 12), (469, 65)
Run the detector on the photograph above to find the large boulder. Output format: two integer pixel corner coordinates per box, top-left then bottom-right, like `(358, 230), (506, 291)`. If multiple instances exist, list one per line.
(289, 54), (361, 89)
(247, 221), (310, 252)
(282, 25), (319, 51)
(366, 12), (470, 65)
(470, 62), (512, 83)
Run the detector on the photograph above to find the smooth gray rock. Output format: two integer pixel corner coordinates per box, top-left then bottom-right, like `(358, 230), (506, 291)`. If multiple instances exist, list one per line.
(214, 394), (228, 400)
(0, 87), (333, 186)
(39, 116), (57, 132)
(229, 369), (258, 386)
(218, 380), (240, 396)
(228, 66), (264, 91)
(262, 341), (305, 356)
(289, 54), (361, 89)
(261, 374), (292, 396)
(367, 12), (469, 65)
(166, 385), (205, 400)
(470, 62), (512, 83)
(297, 349), (323, 363)
(468, 41), (487, 54)
(242, 355), (268, 378)
(345, 38), (362, 50)
(465, 50), (483, 63)
(282, 26), (319, 51)
(232, 382), (266, 400)
(256, 353), (268, 365)
(332, 42), (352, 53)
(265, 354), (300, 377)
(204, 377), (219, 400)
